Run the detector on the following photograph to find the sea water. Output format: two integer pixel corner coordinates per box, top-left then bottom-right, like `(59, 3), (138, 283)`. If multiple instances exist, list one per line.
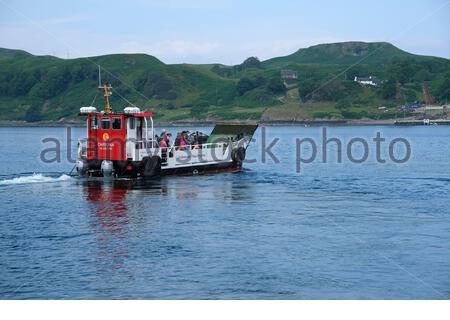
(0, 125), (449, 299)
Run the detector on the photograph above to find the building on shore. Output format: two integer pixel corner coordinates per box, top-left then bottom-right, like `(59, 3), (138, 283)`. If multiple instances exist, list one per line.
(281, 69), (298, 80)
(354, 76), (382, 86)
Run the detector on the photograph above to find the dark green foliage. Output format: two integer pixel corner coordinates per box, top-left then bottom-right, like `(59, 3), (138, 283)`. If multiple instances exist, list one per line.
(437, 72), (450, 102)
(403, 88), (418, 102)
(298, 79), (318, 102)
(254, 76), (267, 87)
(266, 77), (286, 94)
(237, 77), (257, 96)
(387, 58), (414, 84)
(341, 110), (369, 119)
(413, 69), (432, 82)
(134, 71), (175, 99)
(24, 105), (42, 122)
(381, 79), (397, 99)
(298, 79), (350, 102)
(70, 61), (96, 82)
(2, 72), (37, 96)
(211, 57), (262, 77)
(237, 57), (261, 70)
(313, 80), (345, 101)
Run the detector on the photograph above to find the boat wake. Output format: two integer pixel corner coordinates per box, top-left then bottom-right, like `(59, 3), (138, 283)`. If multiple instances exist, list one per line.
(0, 173), (72, 186)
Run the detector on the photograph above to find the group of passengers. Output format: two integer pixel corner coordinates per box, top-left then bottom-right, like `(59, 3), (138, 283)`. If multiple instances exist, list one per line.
(157, 129), (208, 151)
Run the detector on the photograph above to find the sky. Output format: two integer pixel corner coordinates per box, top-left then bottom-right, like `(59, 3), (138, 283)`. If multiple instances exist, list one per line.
(0, 0), (449, 64)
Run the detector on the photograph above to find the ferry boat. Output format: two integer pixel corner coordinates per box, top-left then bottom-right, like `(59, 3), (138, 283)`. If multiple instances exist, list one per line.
(76, 79), (257, 178)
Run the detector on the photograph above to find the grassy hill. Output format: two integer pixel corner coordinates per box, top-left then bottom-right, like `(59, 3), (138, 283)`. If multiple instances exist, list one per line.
(0, 42), (449, 122)
(0, 49), (244, 121)
(262, 42), (417, 67)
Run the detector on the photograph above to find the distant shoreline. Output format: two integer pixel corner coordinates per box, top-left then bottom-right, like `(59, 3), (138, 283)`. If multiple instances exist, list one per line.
(1, 118), (449, 128)
(0, 118), (405, 127)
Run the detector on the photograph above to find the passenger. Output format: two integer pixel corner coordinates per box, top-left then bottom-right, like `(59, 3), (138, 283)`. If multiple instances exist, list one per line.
(191, 131), (200, 149)
(159, 134), (168, 161)
(166, 132), (172, 147)
(185, 131), (192, 149)
(159, 137), (167, 150)
(174, 132), (181, 146)
(159, 130), (168, 148)
(174, 132), (183, 150)
(179, 131), (187, 151)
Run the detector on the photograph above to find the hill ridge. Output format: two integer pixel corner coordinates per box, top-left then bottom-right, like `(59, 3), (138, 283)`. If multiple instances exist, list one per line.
(0, 41), (449, 122)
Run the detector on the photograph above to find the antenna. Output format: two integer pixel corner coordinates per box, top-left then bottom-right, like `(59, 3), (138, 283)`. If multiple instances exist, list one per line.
(97, 65), (112, 113)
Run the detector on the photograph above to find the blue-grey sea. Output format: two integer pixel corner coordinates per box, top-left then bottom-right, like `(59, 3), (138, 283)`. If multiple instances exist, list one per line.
(0, 125), (449, 299)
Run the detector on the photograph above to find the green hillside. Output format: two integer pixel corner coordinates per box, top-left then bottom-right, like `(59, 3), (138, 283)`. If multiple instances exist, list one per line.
(262, 42), (417, 68)
(0, 41), (449, 122)
(0, 49), (244, 121)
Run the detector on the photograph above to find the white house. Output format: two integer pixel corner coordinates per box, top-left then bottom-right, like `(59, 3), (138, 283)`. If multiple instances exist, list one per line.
(354, 76), (381, 86)
(281, 69), (298, 79)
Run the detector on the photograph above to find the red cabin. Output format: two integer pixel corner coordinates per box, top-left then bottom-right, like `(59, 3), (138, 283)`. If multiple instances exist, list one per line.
(84, 111), (153, 161)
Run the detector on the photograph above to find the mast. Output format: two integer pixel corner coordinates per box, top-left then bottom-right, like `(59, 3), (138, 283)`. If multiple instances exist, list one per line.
(98, 66), (112, 114)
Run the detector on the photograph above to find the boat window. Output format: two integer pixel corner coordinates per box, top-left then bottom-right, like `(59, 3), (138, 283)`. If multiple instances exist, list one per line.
(129, 118), (135, 130)
(90, 117), (98, 130)
(101, 118), (110, 130)
(112, 117), (122, 130)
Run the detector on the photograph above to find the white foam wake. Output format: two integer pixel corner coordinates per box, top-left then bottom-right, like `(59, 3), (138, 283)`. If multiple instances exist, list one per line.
(0, 173), (72, 186)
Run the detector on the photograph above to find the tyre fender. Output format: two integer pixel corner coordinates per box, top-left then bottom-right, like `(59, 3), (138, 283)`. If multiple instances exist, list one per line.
(143, 156), (162, 178)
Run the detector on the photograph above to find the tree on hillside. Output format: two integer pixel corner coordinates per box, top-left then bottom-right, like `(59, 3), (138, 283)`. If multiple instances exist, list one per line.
(413, 69), (432, 82)
(267, 77), (286, 94)
(239, 57), (261, 70)
(35, 66), (72, 99)
(387, 59), (414, 84)
(437, 72), (450, 102)
(135, 71), (176, 99)
(254, 76), (267, 87)
(24, 105), (42, 122)
(298, 79), (317, 102)
(313, 80), (344, 101)
(70, 61), (96, 82)
(381, 78), (397, 99)
(237, 77), (256, 96)
(8, 72), (37, 96)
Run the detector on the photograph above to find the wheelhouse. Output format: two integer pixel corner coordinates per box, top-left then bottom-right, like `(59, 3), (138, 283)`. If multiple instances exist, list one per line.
(80, 109), (155, 162)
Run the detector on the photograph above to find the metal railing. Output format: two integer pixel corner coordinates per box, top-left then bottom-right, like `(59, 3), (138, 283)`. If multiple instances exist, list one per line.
(135, 139), (157, 149)
(166, 142), (228, 153)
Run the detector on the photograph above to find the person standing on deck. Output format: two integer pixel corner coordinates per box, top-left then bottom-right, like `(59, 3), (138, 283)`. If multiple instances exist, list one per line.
(179, 131), (187, 150)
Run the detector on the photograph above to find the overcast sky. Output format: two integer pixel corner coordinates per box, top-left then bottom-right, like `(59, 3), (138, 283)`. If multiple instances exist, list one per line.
(0, 0), (449, 64)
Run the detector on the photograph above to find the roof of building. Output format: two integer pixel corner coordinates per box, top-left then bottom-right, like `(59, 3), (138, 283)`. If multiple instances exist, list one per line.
(354, 76), (381, 83)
